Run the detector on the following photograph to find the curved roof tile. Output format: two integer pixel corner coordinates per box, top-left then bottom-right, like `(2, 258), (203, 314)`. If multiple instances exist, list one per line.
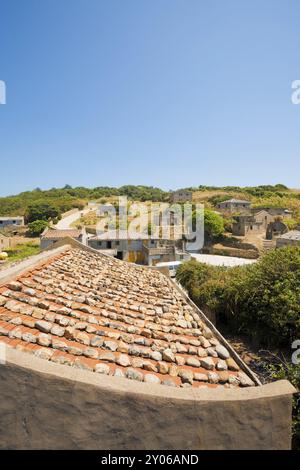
(0, 243), (258, 389)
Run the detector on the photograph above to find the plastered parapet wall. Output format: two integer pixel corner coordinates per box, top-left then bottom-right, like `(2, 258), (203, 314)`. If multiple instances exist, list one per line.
(0, 347), (296, 450)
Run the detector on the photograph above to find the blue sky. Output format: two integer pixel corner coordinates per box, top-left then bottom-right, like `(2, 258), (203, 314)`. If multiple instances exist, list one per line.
(0, 0), (300, 196)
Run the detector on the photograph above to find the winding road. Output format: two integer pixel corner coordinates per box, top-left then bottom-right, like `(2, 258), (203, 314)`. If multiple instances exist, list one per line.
(55, 208), (91, 229)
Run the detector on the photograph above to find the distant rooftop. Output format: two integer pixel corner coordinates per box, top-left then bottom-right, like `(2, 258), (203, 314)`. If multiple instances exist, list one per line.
(41, 229), (82, 240)
(278, 230), (300, 241)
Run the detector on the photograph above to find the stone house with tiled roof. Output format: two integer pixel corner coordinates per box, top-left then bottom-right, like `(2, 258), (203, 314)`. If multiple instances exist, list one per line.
(216, 198), (251, 213)
(0, 238), (296, 449)
(88, 229), (189, 265)
(170, 189), (193, 203)
(40, 228), (86, 249)
(232, 215), (262, 236)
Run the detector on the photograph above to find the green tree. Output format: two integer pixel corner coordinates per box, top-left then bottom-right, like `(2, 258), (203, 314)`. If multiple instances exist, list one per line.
(191, 208), (224, 240)
(26, 202), (60, 223)
(177, 246), (300, 347)
(27, 220), (49, 236)
(203, 209), (224, 239)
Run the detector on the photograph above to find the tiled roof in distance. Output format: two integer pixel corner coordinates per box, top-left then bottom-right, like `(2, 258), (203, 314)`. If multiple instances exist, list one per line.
(41, 229), (82, 239)
(0, 245), (257, 389)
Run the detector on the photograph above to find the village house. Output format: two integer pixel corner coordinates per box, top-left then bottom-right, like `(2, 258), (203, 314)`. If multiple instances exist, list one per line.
(40, 228), (87, 249)
(0, 239), (295, 449)
(232, 209), (289, 238)
(232, 215), (262, 236)
(0, 216), (24, 228)
(169, 189), (193, 203)
(88, 229), (148, 262)
(255, 207), (292, 219)
(216, 198), (251, 213)
(251, 209), (276, 229)
(88, 229), (189, 266)
(276, 230), (300, 248)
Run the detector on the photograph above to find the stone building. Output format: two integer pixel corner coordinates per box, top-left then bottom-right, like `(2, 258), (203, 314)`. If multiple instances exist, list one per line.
(88, 229), (188, 265)
(169, 189), (193, 203)
(252, 209), (276, 229)
(232, 210), (288, 237)
(232, 215), (263, 236)
(0, 216), (24, 228)
(40, 228), (86, 249)
(0, 239), (295, 449)
(276, 230), (300, 248)
(256, 207), (292, 219)
(217, 199), (251, 213)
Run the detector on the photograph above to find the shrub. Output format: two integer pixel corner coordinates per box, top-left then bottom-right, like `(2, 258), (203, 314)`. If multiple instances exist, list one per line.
(177, 246), (300, 347)
(27, 220), (49, 236)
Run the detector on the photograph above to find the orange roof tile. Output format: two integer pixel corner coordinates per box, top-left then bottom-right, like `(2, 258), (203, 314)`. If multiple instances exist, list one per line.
(0, 246), (257, 389)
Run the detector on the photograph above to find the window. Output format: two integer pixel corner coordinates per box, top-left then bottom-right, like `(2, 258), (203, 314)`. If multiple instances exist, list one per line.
(107, 241), (112, 249)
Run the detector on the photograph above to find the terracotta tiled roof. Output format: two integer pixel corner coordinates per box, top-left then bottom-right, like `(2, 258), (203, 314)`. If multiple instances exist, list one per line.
(0, 245), (257, 389)
(41, 229), (82, 239)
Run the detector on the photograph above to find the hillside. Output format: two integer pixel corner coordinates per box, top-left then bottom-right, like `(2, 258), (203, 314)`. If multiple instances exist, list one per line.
(0, 185), (169, 220)
(1, 184), (300, 224)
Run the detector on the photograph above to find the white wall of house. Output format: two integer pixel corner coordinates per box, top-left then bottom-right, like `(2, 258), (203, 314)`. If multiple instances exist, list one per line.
(0, 218), (24, 228)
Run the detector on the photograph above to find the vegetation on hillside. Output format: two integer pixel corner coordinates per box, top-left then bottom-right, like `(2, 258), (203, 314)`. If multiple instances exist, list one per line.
(177, 246), (300, 347)
(203, 209), (224, 239)
(27, 220), (49, 236)
(194, 184), (300, 223)
(176, 246), (300, 448)
(2, 183), (300, 222)
(0, 185), (170, 221)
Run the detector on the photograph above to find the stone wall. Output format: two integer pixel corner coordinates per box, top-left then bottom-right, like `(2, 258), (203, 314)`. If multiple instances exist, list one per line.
(0, 347), (295, 450)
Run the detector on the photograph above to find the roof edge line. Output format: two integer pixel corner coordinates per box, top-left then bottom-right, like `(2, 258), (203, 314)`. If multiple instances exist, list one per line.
(170, 280), (262, 386)
(0, 244), (71, 286)
(3, 345), (296, 400)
